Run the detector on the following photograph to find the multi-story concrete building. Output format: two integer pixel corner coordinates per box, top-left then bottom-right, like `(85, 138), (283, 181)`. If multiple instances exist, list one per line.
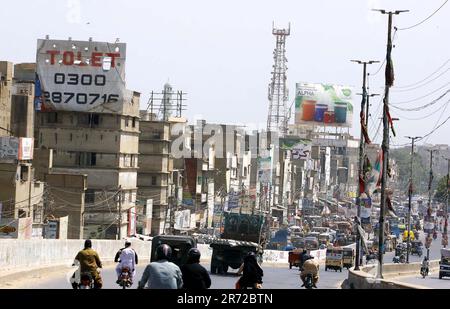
(35, 94), (140, 239)
(34, 38), (140, 239)
(138, 111), (171, 235)
(0, 61), (13, 137)
(0, 61), (45, 239)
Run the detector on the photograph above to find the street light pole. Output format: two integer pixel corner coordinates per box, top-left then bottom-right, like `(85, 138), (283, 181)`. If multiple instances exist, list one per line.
(405, 136), (421, 263)
(373, 8), (408, 279)
(443, 158), (450, 248)
(351, 59), (379, 271)
(426, 149), (438, 259)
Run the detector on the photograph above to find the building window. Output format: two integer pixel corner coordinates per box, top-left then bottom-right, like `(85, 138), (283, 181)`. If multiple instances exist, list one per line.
(132, 117), (136, 128)
(20, 165), (29, 182)
(70, 115), (73, 124)
(70, 133), (73, 141)
(100, 134), (103, 140)
(91, 114), (100, 126)
(77, 152), (97, 166)
(151, 176), (157, 186)
(85, 134), (88, 141)
(47, 112), (58, 123)
(54, 133), (58, 144)
(125, 117), (129, 127)
(115, 135), (118, 143)
(151, 130), (160, 139)
(39, 133), (43, 144)
(85, 189), (95, 204)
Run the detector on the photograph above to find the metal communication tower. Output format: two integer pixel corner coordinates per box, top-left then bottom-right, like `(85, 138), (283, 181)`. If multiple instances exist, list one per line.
(267, 22), (290, 136)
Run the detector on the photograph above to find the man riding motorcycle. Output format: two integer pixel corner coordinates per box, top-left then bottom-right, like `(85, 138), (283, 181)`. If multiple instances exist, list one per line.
(300, 253), (319, 288)
(72, 239), (103, 289)
(421, 257), (429, 276)
(115, 240), (138, 284)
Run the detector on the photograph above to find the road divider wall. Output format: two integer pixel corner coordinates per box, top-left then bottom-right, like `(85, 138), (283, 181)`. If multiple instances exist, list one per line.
(344, 261), (439, 289)
(0, 239), (152, 273)
(0, 239), (332, 275)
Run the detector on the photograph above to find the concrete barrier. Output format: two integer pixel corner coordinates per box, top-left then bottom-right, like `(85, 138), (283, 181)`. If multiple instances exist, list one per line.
(343, 261), (439, 289)
(0, 239), (152, 273)
(0, 239), (329, 277)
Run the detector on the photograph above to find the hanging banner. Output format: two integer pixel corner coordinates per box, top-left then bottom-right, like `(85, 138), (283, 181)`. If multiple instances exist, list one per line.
(36, 39), (128, 114)
(295, 82), (354, 128)
(257, 156), (272, 184)
(359, 195), (372, 219)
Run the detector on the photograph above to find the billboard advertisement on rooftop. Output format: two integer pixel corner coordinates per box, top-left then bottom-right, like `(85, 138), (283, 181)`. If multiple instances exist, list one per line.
(295, 83), (354, 128)
(36, 39), (128, 114)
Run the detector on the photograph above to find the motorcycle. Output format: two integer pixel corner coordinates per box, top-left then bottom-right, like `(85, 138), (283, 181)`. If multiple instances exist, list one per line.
(420, 266), (429, 278)
(117, 267), (133, 289)
(304, 274), (314, 289)
(433, 231), (438, 240)
(74, 272), (94, 289)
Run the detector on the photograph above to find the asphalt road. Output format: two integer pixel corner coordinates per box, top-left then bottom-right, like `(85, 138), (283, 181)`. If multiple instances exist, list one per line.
(391, 231), (450, 288)
(17, 262), (347, 289)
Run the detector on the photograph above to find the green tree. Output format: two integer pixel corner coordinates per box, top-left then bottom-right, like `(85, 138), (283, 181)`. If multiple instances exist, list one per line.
(390, 148), (428, 194)
(434, 176), (449, 202)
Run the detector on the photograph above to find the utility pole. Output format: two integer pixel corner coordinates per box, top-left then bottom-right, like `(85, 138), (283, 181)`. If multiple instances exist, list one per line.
(366, 93), (380, 128)
(426, 149), (438, 259)
(373, 8), (408, 279)
(351, 59), (379, 271)
(118, 186), (122, 240)
(444, 158), (449, 248)
(406, 136), (421, 263)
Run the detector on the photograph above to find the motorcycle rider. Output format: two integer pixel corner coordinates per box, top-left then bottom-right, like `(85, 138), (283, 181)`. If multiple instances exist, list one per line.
(236, 252), (263, 289)
(421, 256), (429, 275)
(138, 244), (183, 289)
(115, 240), (138, 284)
(180, 248), (211, 290)
(300, 255), (319, 288)
(73, 239), (103, 289)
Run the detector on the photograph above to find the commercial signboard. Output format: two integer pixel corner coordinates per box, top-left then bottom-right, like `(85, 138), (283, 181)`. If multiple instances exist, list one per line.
(295, 83), (354, 128)
(174, 209), (192, 230)
(0, 137), (34, 162)
(280, 138), (312, 159)
(36, 39), (128, 113)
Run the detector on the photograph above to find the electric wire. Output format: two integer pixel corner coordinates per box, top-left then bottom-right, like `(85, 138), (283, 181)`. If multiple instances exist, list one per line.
(394, 59), (450, 89)
(390, 83), (450, 105)
(391, 89), (450, 111)
(392, 69), (449, 92)
(392, 98), (450, 120)
(396, 0), (449, 31)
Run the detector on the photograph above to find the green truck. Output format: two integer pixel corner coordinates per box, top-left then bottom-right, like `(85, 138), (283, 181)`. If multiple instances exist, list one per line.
(210, 212), (265, 274)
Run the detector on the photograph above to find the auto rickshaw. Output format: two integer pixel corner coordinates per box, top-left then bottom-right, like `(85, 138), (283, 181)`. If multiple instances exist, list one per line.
(151, 235), (197, 267)
(410, 240), (423, 257)
(325, 247), (343, 272)
(288, 248), (305, 269)
(402, 230), (415, 242)
(342, 247), (354, 269)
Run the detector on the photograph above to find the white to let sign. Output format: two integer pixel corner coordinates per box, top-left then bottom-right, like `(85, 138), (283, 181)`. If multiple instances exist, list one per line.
(36, 39), (128, 114)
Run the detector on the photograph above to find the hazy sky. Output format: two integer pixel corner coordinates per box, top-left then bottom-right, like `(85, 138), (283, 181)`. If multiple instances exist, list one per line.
(1, 0), (449, 147)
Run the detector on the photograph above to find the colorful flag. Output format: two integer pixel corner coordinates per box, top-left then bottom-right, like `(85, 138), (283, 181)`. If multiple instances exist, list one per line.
(366, 150), (383, 195)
